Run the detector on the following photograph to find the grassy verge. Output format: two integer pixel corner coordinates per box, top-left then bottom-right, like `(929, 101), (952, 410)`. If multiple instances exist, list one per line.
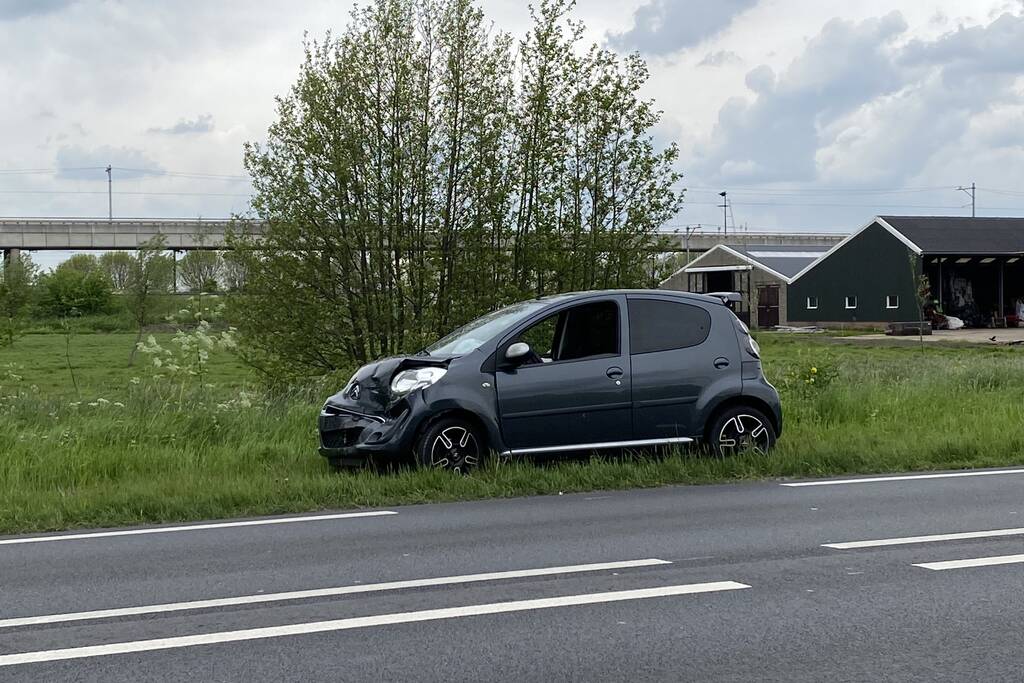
(22, 293), (221, 335)
(2, 332), (1023, 534)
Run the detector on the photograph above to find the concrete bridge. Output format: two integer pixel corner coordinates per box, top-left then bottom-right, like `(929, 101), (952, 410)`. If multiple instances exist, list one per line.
(663, 229), (844, 253)
(0, 217), (846, 261)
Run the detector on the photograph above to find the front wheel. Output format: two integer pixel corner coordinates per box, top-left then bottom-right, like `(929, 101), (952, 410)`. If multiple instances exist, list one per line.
(415, 417), (485, 474)
(707, 406), (776, 457)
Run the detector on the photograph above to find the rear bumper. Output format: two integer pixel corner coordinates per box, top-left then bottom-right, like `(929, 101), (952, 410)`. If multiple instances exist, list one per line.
(318, 406), (415, 464)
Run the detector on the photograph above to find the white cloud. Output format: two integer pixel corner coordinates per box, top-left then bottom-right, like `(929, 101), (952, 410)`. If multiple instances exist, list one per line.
(148, 114), (215, 135)
(55, 145), (164, 179)
(698, 50), (742, 67)
(0, 0), (76, 21)
(608, 0), (758, 55)
(1, 0), (1023, 241)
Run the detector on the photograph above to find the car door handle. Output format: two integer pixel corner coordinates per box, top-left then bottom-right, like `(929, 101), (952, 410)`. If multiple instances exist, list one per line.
(606, 366), (624, 379)
(713, 357), (730, 369)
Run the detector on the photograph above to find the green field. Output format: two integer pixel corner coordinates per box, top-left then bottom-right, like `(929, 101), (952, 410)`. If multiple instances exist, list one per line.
(2, 330), (1023, 534)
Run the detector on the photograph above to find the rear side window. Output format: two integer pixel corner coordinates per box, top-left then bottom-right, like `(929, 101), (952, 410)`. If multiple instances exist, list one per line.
(628, 298), (711, 355)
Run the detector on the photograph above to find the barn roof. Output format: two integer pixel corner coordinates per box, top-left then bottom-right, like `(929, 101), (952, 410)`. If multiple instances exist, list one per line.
(723, 245), (832, 279)
(676, 243), (831, 284)
(879, 216), (1024, 254)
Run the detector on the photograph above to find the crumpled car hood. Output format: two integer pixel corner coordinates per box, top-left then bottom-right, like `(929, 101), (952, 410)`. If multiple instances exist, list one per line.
(324, 355), (451, 414)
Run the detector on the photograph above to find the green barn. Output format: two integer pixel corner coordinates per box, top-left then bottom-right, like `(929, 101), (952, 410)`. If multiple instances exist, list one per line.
(787, 216), (1024, 328)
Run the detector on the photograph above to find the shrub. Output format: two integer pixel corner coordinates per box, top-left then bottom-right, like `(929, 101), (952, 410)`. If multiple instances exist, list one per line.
(38, 267), (113, 316)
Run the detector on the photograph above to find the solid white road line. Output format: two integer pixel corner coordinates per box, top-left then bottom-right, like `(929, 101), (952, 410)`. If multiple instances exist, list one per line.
(824, 527), (1024, 550)
(0, 559), (672, 629)
(0, 581), (750, 667)
(914, 554), (1024, 571)
(781, 469), (1024, 487)
(0, 511), (397, 546)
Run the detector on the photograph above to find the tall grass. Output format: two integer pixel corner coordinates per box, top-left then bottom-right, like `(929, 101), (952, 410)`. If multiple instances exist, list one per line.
(1, 334), (1023, 534)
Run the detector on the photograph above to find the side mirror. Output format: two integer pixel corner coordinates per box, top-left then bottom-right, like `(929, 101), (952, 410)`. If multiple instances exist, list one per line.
(505, 342), (531, 363)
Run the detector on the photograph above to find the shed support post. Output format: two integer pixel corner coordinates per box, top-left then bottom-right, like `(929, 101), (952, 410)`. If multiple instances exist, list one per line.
(937, 260), (942, 308)
(999, 259), (1005, 319)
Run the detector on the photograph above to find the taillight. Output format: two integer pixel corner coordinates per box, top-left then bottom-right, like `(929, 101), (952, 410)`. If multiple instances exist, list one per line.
(746, 335), (761, 359)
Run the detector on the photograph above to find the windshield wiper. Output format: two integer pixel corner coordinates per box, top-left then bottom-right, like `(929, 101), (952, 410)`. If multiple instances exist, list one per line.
(413, 348), (431, 356)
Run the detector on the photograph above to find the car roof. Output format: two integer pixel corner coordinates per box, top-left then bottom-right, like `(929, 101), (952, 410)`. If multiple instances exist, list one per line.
(529, 289), (724, 306)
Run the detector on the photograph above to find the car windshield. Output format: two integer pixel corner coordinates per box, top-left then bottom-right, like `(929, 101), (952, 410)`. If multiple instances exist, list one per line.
(423, 300), (552, 356)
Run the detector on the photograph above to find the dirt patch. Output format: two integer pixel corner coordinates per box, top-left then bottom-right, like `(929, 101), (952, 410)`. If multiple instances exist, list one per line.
(848, 328), (1024, 345)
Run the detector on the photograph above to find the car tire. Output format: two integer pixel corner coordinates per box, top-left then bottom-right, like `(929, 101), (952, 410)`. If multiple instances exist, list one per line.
(707, 406), (776, 457)
(415, 417), (486, 474)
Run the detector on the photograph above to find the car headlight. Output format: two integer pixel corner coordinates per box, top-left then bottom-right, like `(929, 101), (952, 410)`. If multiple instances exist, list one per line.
(390, 367), (447, 397)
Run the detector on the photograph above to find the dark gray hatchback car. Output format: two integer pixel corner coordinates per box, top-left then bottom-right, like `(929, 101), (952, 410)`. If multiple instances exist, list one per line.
(319, 290), (781, 472)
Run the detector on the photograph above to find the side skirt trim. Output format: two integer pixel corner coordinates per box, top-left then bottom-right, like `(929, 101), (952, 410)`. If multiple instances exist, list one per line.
(501, 436), (693, 457)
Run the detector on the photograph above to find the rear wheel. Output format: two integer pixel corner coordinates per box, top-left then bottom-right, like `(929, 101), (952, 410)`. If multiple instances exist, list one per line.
(415, 417), (485, 474)
(707, 406), (776, 457)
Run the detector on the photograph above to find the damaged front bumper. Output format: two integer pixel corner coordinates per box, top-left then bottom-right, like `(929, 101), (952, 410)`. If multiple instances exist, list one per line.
(318, 402), (416, 466)
(318, 355), (452, 467)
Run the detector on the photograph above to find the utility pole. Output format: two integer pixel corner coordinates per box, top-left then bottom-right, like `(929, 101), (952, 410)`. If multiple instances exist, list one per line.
(105, 165), (113, 223)
(684, 223), (701, 264)
(718, 191), (728, 236)
(957, 182), (976, 217)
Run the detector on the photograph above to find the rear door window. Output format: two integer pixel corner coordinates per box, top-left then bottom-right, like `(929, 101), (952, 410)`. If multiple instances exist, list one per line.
(628, 298), (711, 355)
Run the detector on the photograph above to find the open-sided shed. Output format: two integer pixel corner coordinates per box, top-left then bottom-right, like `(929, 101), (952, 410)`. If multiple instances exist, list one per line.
(659, 244), (830, 328)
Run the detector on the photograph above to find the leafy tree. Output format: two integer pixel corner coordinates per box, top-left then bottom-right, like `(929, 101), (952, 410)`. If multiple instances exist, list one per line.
(232, 0), (682, 376)
(149, 254), (176, 295)
(0, 252), (38, 346)
(221, 250), (248, 292)
(179, 250), (222, 292)
(38, 264), (112, 317)
(60, 253), (102, 275)
(99, 251), (133, 290)
(127, 235), (169, 366)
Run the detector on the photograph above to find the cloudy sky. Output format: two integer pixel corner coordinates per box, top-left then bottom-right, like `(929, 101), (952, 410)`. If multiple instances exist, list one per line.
(3, 0), (1024, 268)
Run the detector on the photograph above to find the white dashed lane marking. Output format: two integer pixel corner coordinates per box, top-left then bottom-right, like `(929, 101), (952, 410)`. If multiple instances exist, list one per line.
(0, 559), (672, 629)
(0, 581), (751, 667)
(0, 511), (398, 546)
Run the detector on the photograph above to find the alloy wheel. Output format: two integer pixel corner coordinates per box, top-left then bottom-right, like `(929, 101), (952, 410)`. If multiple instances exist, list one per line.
(429, 426), (480, 473)
(717, 414), (770, 454)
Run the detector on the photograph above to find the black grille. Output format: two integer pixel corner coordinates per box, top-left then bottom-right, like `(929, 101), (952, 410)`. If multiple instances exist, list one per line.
(321, 427), (365, 449)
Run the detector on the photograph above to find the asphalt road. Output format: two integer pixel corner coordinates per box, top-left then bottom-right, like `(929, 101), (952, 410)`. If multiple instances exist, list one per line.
(4, 468), (1024, 682)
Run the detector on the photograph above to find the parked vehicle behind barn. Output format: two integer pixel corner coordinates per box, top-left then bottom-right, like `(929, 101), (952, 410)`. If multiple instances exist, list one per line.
(319, 290), (781, 472)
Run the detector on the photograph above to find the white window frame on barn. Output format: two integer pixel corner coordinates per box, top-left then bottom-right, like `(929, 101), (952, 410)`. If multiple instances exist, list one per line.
(886, 295), (899, 309)
(806, 296), (818, 310)
(845, 296), (858, 310)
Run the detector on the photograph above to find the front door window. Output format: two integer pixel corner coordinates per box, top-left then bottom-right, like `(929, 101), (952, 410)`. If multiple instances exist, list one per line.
(515, 300), (619, 365)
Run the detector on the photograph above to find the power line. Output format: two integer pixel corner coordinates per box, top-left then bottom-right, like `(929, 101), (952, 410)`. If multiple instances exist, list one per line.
(956, 182), (976, 217)
(0, 189), (252, 198)
(679, 199), (1024, 210)
(678, 183), (957, 194)
(682, 186), (957, 196)
(0, 166), (250, 181)
(111, 167), (251, 181)
(0, 166), (106, 175)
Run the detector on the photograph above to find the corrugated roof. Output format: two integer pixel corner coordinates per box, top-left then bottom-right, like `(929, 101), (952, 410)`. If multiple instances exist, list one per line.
(725, 244), (831, 279)
(880, 216), (1024, 254)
